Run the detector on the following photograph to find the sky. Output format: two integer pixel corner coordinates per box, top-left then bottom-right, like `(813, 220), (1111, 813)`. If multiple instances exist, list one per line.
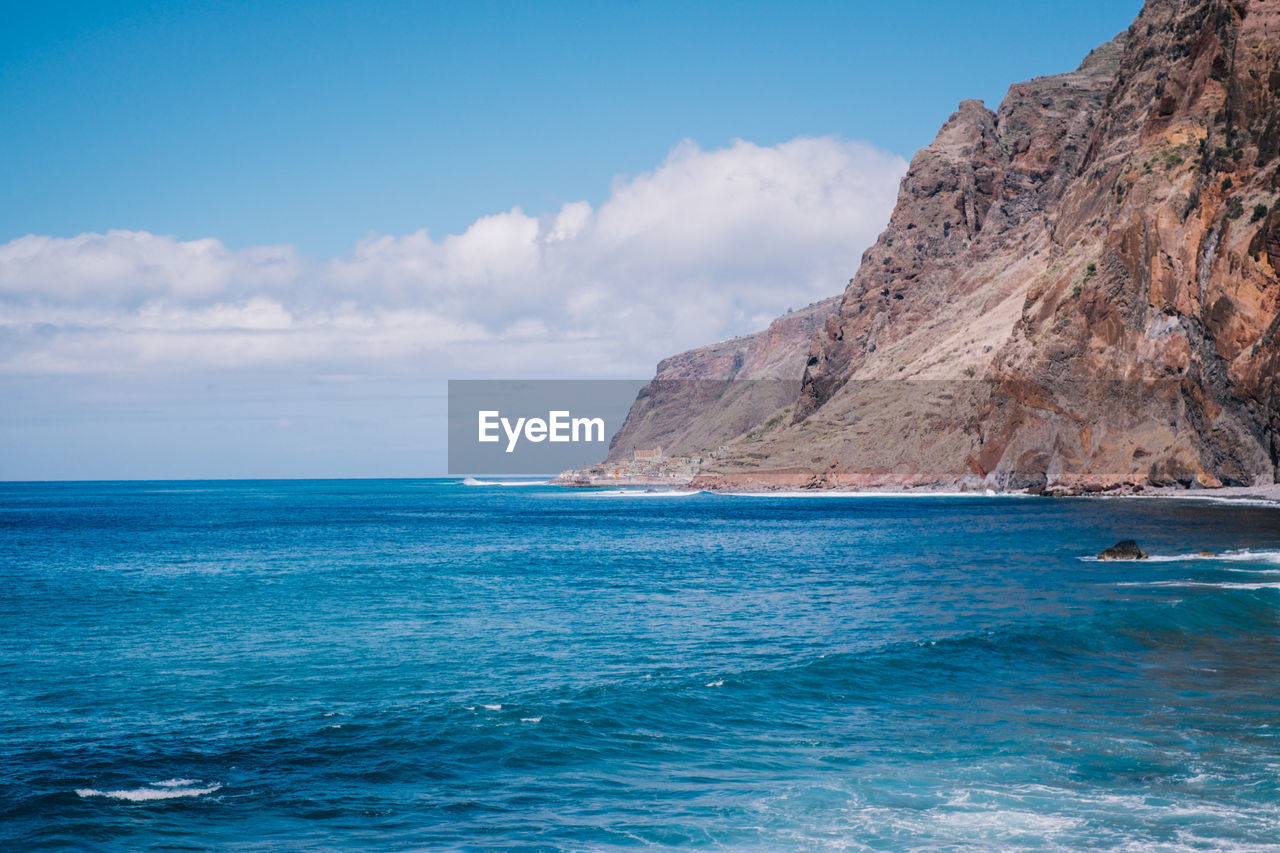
(0, 0), (1142, 479)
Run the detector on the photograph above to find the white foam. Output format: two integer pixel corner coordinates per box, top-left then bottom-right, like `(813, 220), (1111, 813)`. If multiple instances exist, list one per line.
(1142, 554), (1211, 562)
(461, 477), (549, 486)
(705, 680), (724, 687)
(723, 490), (1032, 498)
(1211, 549), (1280, 564)
(483, 703), (502, 710)
(573, 487), (1035, 499)
(520, 716), (542, 723)
(1127, 492), (1280, 509)
(578, 489), (704, 497)
(1118, 580), (1280, 590)
(1090, 549), (1280, 564)
(76, 782), (222, 802)
(821, 782), (1280, 851)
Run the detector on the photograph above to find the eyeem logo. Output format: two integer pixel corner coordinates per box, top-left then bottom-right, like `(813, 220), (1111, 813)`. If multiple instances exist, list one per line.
(478, 411), (606, 453)
(449, 380), (646, 475)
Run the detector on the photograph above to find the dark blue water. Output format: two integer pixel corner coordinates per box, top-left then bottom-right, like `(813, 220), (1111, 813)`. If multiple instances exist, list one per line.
(2, 480), (1280, 850)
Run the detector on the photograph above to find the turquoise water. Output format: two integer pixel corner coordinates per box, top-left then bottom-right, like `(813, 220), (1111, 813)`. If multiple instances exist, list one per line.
(2, 480), (1280, 850)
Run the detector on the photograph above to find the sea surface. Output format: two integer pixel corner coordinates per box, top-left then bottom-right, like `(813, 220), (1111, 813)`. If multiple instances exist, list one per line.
(2, 480), (1280, 851)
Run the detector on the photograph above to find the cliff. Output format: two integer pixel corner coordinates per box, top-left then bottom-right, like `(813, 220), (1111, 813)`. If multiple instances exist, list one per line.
(611, 0), (1280, 492)
(601, 297), (835, 463)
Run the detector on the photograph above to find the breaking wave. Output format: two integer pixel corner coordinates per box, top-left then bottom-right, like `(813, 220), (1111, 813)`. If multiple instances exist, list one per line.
(578, 488), (706, 497)
(1085, 549), (1280, 564)
(76, 779), (222, 802)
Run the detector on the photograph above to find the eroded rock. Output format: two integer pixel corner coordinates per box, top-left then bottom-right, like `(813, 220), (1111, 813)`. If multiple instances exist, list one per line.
(1098, 540), (1149, 560)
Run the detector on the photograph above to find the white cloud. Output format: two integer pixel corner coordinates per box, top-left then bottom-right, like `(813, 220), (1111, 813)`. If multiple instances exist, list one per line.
(0, 137), (906, 379)
(0, 230), (301, 304)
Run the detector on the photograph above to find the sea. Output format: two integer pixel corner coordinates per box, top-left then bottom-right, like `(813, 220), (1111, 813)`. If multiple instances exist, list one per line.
(2, 479), (1280, 851)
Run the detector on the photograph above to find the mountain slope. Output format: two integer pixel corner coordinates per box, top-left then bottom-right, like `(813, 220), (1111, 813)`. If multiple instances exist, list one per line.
(614, 0), (1280, 492)
(602, 297), (835, 462)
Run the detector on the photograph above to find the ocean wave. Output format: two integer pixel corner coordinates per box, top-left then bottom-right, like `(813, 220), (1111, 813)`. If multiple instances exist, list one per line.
(1203, 549), (1280, 564)
(576, 489), (706, 497)
(76, 780), (222, 802)
(1134, 493), (1280, 509)
(1083, 549), (1280, 564)
(723, 490), (1033, 498)
(1118, 580), (1280, 591)
(822, 783), (1280, 852)
(461, 477), (549, 486)
(714, 592), (1280, 699)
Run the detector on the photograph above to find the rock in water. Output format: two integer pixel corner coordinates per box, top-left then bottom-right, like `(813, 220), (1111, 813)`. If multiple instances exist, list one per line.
(1098, 540), (1148, 560)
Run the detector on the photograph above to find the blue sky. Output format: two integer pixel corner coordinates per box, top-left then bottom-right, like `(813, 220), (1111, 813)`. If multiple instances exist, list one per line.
(0, 0), (1142, 479)
(4, 0), (1138, 256)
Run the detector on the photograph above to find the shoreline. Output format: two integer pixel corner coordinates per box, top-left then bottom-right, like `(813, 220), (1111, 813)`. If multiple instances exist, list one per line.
(1127, 484), (1280, 507)
(552, 478), (1280, 506)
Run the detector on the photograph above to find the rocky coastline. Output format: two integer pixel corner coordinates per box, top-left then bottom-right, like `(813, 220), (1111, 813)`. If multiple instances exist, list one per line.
(562, 0), (1280, 494)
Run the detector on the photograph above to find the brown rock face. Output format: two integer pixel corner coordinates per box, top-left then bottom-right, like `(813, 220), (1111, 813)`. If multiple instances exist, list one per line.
(796, 37), (1123, 411)
(627, 0), (1280, 491)
(603, 298), (834, 462)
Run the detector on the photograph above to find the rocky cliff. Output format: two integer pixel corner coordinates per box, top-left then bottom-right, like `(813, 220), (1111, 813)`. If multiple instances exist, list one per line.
(615, 0), (1280, 492)
(603, 297), (835, 462)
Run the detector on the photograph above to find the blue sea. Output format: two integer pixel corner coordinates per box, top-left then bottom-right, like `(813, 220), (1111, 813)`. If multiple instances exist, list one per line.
(3, 480), (1280, 851)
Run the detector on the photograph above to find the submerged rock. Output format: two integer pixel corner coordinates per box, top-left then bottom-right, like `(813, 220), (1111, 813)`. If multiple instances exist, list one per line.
(1098, 540), (1148, 561)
